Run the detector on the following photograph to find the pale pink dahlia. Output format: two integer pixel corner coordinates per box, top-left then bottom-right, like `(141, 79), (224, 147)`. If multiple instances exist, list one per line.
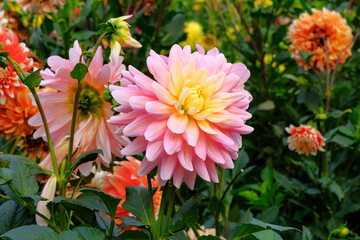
(109, 44), (253, 189)
(29, 41), (129, 174)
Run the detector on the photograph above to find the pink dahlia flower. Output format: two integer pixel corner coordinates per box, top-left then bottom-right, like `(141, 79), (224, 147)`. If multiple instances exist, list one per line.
(0, 28), (33, 104)
(29, 41), (129, 174)
(109, 44), (253, 189)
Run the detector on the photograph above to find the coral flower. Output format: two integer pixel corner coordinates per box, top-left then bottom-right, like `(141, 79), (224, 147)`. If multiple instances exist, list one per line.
(288, 8), (353, 72)
(0, 28), (32, 104)
(29, 41), (129, 175)
(109, 44), (253, 189)
(98, 157), (162, 226)
(286, 124), (325, 155)
(0, 87), (38, 138)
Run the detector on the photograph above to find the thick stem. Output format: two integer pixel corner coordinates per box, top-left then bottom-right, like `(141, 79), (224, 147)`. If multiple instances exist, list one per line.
(216, 169), (225, 237)
(163, 184), (175, 236)
(147, 174), (157, 239)
(156, 183), (168, 238)
(31, 89), (59, 178)
(323, 38), (331, 113)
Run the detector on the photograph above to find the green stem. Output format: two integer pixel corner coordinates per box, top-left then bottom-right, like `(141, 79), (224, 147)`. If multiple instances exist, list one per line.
(216, 169), (225, 237)
(163, 184), (175, 236)
(156, 183), (168, 238)
(0, 137), (16, 151)
(147, 174), (157, 239)
(108, 217), (115, 238)
(31, 89), (59, 178)
(9, 137), (21, 154)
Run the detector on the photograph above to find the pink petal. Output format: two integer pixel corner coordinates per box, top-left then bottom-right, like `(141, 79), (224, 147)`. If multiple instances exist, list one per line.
(144, 119), (168, 141)
(184, 118), (199, 147)
(193, 159), (210, 181)
(121, 136), (147, 155)
(159, 155), (177, 180)
(172, 163), (185, 188)
(123, 115), (154, 137)
(177, 145), (194, 171)
(194, 133), (207, 160)
(138, 156), (160, 176)
(145, 101), (174, 117)
(167, 112), (188, 134)
(146, 140), (164, 162)
(88, 47), (103, 78)
(152, 81), (176, 105)
(163, 129), (183, 155)
(129, 96), (154, 110)
(206, 160), (219, 182)
(184, 171), (196, 190)
(197, 120), (218, 134)
(207, 140), (225, 164)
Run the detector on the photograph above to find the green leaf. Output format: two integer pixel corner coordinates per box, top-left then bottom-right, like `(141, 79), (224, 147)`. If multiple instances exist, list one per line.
(299, 50), (316, 63)
(0, 168), (13, 185)
(72, 0), (94, 26)
(170, 193), (204, 231)
(252, 230), (282, 240)
(168, 231), (188, 240)
(2, 225), (60, 240)
(118, 216), (146, 229)
(122, 186), (151, 226)
(0, 200), (33, 235)
(118, 230), (150, 240)
(72, 226), (106, 240)
(0, 155), (52, 176)
(23, 69), (42, 89)
(257, 207), (279, 223)
(66, 149), (103, 176)
(231, 219), (299, 239)
(5, 156), (39, 196)
(70, 63), (88, 81)
(329, 182), (344, 201)
(198, 236), (223, 240)
(95, 212), (120, 237)
(338, 126), (356, 138)
(302, 226), (314, 240)
(297, 88), (320, 113)
(349, 104), (360, 130)
(50, 196), (94, 222)
(329, 134), (353, 148)
(77, 188), (121, 217)
(161, 14), (185, 46)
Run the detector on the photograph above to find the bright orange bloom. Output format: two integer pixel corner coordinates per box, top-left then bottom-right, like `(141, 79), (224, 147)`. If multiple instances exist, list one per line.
(0, 28), (33, 104)
(286, 124), (325, 155)
(99, 157), (162, 226)
(288, 8), (353, 72)
(0, 87), (38, 138)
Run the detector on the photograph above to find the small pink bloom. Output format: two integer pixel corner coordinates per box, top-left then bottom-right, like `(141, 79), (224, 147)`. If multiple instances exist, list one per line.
(109, 44), (253, 189)
(29, 41), (130, 174)
(134, 28), (142, 34)
(286, 124), (325, 155)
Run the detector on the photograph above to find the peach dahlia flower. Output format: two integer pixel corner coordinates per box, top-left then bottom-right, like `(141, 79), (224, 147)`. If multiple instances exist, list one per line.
(0, 87), (38, 138)
(288, 8), (353, 72)
(29, 41), (129, 175)
(0, 28), (32, 104)
(286, 124), (325, 155)
(109, 44), (253, 189)
(98, 157), (162, 226)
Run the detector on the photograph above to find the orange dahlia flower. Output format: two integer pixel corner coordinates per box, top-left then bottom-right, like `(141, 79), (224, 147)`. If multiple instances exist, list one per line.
(288, 8), (353, 72)
(0, 87), (38, 138)
(286, 124), (325, 155)
(0, 28), (33, 104)
(99, 157), (162, 226)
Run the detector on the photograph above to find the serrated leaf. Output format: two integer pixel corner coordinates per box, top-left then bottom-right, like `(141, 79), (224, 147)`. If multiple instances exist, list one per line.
(0, 168), (13, 185)
(70, 63), (88, 81)
(170, 193), (204, 231)
(23, 69), (42, 89)
(0, 200), (33, 235)
(0, 155), (51, 176)
(77, 188), (121, 217)
(162, 14), (185, 46)
(66, 149), (102, 176)
(2, 225), (60, 240)
(122, 186), (151, 226)
(231, 219), (299, 239)
(95, 212), (120, 237)
(72, 226), (106, 240)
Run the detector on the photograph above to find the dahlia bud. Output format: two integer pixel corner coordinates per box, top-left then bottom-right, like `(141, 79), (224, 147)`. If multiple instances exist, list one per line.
(36, 174), (57, 226)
